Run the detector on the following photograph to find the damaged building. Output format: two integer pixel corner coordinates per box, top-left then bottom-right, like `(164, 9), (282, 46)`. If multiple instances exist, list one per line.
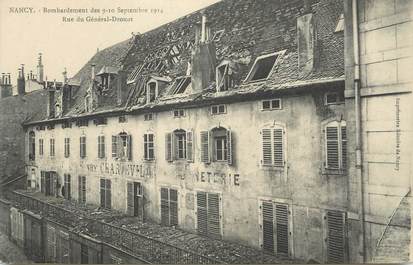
(0, 0), (412, 263)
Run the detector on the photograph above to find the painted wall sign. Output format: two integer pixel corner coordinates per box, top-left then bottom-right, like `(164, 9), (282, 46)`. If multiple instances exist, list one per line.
(194, 171), (240, 186)
(80, 161), (153, 178)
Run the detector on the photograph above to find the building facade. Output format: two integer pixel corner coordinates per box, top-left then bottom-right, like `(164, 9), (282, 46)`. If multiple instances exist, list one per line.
(13, 0), (412, 263)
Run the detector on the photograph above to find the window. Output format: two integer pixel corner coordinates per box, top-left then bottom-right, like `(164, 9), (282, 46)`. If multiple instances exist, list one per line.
(173, 109), (185, 118)
(76, 119), (89, 127)
(261, 125), (285, 167)
(64, 138), (70, 158)
(112, 132), (132, 160)
(165, 130), (193, 162)
(147, 81), (157, 103)
(334, 13), (345, 33)
(144, 113), (153, 121)
(62, 121), (72, 129)
(197, 191), (221, 239)
(78, 176), (86, 204)
(29, 131), (35, 161)
(169, 45), (181, 65)
(325, 91), (345, 105)
(80, 136), (86, 158)
(160, 187), (178, 227)
(211, 104), (226, 115)
(245, 51), (284, 82)
(325, 121), (347, 171)
(170, 76), (191, 95)
(98, 135), (105, 158)
(50, 138), (55, 157)
(39, 139), (44, 156)
(93, 117), (107, 126)
(262, 99), (282, 111)
(144, 133), (155, 160)
(127, 182), (143, 219)
(260, 201), (290, 256)
(47, 124), (55, 130)
(100, 179), (111, 209)
(216, 63), (233, 91)
(63, 174), (71, 200)
(118, 115), (127, 123)
(326, 210), (347, 263)
(85, 96), (91, 113)
(200, 127), (233, 164)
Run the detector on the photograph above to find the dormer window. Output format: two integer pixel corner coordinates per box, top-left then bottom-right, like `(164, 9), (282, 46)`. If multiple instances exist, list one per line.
(147, 81), (158, 103)
(245, 51), (284, 83)
(170, 76), (191, 95)
(216, 62), (233, 92)
(169, 45), (181, 65)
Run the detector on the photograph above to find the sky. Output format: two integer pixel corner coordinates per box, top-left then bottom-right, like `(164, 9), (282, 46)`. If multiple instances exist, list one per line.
(0, 0), (220, 85)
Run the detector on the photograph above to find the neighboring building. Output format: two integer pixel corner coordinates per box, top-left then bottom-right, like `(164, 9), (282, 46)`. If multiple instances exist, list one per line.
(2, 0), (410, 263)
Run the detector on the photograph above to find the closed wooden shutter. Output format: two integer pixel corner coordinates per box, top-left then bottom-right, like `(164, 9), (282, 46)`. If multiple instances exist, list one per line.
(326, 126), (339, 168)
(165, 133), (172, 162)
(326, 210), (346, 263)
(262, 202), (274, 252)
(169, 189), (178, 226)
(127, 182), (134, 216)
(112, 135), (118, 158)
(127, 135), (132, 160)
(227, 129), (233, 165)
(262, 129), (272, 166)
(41, 172), (45, 193)
(197, 192), (208, 236)
(160, 188), (170, 226)
(200, 131), (210, 163)
(207, 193), (221, 239)
(186, 131), (194, 162)
(275, 204), (289, 256)
(341, 126), (347, 169)
(100, 179), (105, 208)
(106, 180), (112, 209)
(273, 129), (284, 167)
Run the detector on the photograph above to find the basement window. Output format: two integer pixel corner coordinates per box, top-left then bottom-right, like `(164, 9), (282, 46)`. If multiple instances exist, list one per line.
(170, 76), (191, 95)
(325, 91), (344, 105)
(334, 14), (344, 33)
(261, 99), (282, 111)
(245, 52), (283, 83)
(211, 104), (227, 115)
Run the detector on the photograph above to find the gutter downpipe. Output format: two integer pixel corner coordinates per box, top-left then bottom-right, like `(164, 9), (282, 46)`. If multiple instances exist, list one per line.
(352, 0), (366, 262)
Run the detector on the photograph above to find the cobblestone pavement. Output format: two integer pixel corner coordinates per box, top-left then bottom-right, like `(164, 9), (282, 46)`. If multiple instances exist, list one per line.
(0, 230), (31, 264)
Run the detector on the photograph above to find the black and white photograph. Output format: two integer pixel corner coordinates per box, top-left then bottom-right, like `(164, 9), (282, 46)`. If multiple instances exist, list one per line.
(0, 0), (412, 264)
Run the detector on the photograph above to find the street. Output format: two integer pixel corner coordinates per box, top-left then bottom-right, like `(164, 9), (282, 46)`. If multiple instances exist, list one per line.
(0, 230), (30, 264)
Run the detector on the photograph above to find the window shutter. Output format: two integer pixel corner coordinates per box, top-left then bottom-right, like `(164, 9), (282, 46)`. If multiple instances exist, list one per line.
(137, 184), (144, 221)
(273, 128), (284, 167)
(275, 204), (289, 256)
(106, 180), (112, 209)
(262, 129), (272, 166)
(262, 201), (274, 253)
(112, 136), (117, 158)
(127, 135), (132, 161)
(160, 188), (170, 226)
(207, 193), (221, 239)
(127, 182), (134, 216)
(143, 134), (148, 160)
(186, 130), (194, 162)
(169, 189), (178, 226)
(197, 191), (208, 236)
(227, 129), (233, 165)
(341, 126), (347, 169)
(326, 126), (339, 168)
(165, 133), (172, 162)
(100, 179), (105, 208)
(200, 131), (210, 163)
(326, 210), (346, 263)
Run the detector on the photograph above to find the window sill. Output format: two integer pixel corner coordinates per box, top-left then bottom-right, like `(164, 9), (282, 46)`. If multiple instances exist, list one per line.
(322, 168), (347, 176)
(143, 159), (156, 163)
(260, 165), (285, 171)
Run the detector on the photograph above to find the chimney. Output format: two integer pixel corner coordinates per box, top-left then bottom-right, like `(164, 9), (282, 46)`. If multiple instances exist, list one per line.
(297, 7), (318, 78)
(17, 64), (26, 95)
(46, 81), (56, 118)
(1, 73), (12, 98)
(191, 14), (216, 93)
(116, 67), (127, 106)
(1, 73), (4, 85)
(61, 68), (71, 114)
(37, 53), (44, 83)
(91, 64), (96, 81)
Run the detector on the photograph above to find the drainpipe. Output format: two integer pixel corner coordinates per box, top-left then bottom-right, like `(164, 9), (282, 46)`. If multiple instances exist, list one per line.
(352, 0), (366, 262)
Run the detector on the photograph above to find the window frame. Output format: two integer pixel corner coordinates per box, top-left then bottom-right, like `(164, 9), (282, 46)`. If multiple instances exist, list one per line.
(144, 133), (155, 161)
(78, 176), (86, 204)
(216, 62), (232, 92)
(324, 120), (347, 172)
(261, 99), (282, 111)
(175, 130), (187, 160)
(29, 131), (36, 161)
(100, 178), (112, 209)
(49, 138), (55, 157)
(146, 80), (158, 104)
(173, 109), (186, 118)
(210, 104), (227, 115)
(260, 123), (286, 168)
(39, 138), (44, 156)
(79, 136), (87, 159)
(144, 113), (154, 121)
(244, 50), (285, 83)
(98, 135), (106, 159)
(324, 91), (345, 105)
(64, 138), (70, 158)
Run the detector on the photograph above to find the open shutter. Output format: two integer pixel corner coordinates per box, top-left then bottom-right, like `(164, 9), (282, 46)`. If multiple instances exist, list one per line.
(262, 129), (272, 166)
(197, 191), (208, 236)
(273, 128), (284, 167)
(207, 193), (221, 239)
(165, 133), (172, 162)
(275, 204), (289, 256)
(341, 126), (347, 169)
(100, 179), (105, 208)
(127, 135), (132, 161)
(200, 131), (210, 163)
(227, 129), (233, 165)
(160, 188), (170, 226)
(127, 182), (134, 216)
(326, 126), (339, 168)
(262, 201), (274, 253)
(169, 189), (178, 226)
(112, 135), (117, 158)
(41, 172), (45, 193)
(186, 130), (194, 162)
(326, 210), (346, 263)
(137, 184), (144, 221)
(106, 180), (112, 209)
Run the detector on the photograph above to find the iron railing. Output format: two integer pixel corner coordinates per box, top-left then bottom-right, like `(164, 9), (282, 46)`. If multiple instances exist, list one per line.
(8, 190), (221, 264)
